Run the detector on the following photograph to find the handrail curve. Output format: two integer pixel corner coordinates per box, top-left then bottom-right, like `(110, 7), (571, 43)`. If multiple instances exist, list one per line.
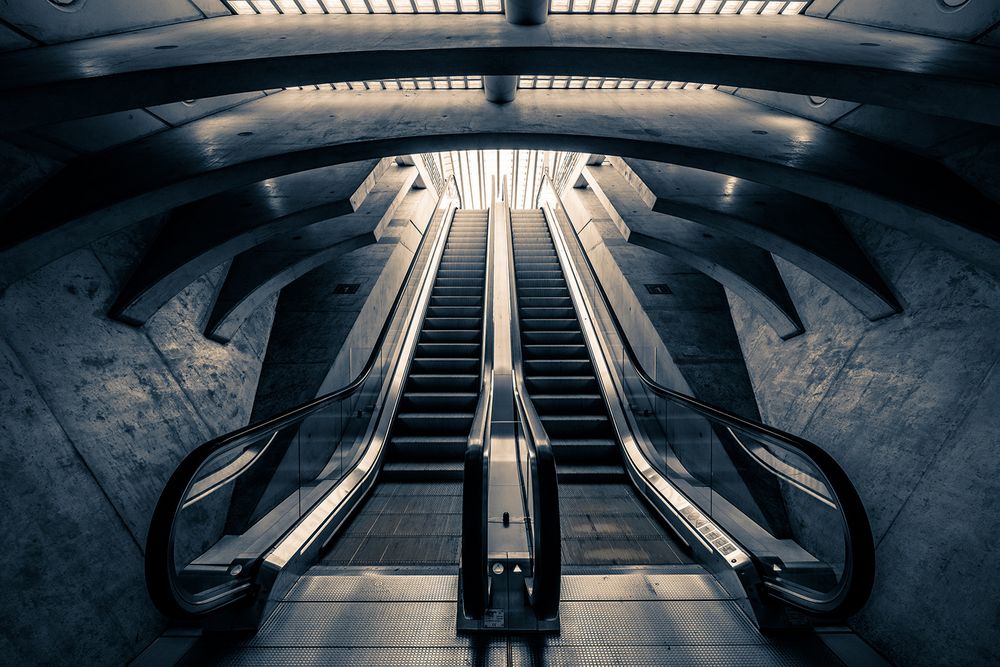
(540, 178), (874, 618)
(145, 179), (458, 619)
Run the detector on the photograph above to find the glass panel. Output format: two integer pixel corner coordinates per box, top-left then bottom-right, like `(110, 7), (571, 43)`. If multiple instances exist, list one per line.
(542, 194), (850, 606)
(167, 200), (452, 612)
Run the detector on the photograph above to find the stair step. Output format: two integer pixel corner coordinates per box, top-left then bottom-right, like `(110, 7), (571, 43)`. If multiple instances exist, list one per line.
(529, 394), (605, 412)
(389, 436), (469, 461)
(415, 342), (481, 358)
(419, 329), (481, 343)
(523, 344), (588, 359)
(401, 392), (479, 412)
(406, 374), (479, 391)
(381, 460), (465, 482)
(394, 412), (475, 435)
(525, 375), (599, 392)
(542, 415), (613, 438)
(522, 330), (583, 344)
(426, 306), (483, 318)
(424, 317), (482, 330)
(409, 357), (479, 374)
(556, 464), (626, 483)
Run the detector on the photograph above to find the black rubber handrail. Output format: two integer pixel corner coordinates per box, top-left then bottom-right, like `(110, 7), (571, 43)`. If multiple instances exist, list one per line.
(146, 181), (457, 619)
(460, 203), (495, 619)
(542, 183), (874, 618)
(505, 203), (561, 621)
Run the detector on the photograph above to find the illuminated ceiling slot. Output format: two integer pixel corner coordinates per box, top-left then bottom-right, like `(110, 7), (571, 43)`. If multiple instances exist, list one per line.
(224, 0), (808, 12)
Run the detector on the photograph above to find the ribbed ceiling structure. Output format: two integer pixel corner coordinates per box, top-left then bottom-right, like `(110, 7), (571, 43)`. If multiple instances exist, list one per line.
(226, 0), (808, 15)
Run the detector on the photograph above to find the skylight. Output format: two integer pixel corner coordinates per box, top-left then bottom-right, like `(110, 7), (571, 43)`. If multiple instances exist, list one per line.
(225, 0), (808, 14)
(314, 76), (720, 91)
(423, 150), (579, 209)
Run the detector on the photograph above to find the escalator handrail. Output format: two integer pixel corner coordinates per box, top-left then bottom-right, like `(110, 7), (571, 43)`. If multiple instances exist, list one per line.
(461, 204), (495, 618)
(505, 204), (561, 621)
(539, 178), (874, 618)
(145, 179), (458, 618)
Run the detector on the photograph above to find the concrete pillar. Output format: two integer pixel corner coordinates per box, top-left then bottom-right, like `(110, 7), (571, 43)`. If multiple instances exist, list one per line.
(505, 0), (548, 24)
(484, 0), (546, 103)
(484, 75), (518, 104)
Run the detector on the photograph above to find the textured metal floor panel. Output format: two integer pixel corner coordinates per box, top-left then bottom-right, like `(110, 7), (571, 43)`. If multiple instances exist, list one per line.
(560, 573), (730, 601)
(552, 600), (760, 646)
(249, 601), (468, 648)
(193, 644), (508, 666)
(507, 642), (845, 666)
(286, 574), (458, 602)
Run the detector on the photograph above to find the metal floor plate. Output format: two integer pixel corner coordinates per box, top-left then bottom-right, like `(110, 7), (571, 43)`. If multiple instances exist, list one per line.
(560, 572), (730, 601)
(508, 642), (846, 666)
(250, 601), (467, 648)
(186, 569), (845, 667)
(286, 573), (458, 602)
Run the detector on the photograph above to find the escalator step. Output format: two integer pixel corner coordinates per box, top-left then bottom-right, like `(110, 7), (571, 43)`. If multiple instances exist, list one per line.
(389, 436), (469, 461)
(401, 392), (479, 411)
(406, 374), (479, 391)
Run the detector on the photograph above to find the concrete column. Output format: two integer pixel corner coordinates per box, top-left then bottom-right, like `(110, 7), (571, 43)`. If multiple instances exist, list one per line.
(484, 75), (518, 104)
(505, 0), (548, 24)
(484, 0), (546, 103)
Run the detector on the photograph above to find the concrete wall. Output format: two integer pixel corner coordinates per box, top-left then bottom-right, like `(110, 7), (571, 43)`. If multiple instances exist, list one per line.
(728, 213), (1000, 667)
(251, 188), (437, 422)
(0, 220), (275, 665)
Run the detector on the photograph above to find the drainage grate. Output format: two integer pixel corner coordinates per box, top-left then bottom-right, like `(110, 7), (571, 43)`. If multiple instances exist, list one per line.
(333, 283), (361, 294)
(645, 283), (672, 295)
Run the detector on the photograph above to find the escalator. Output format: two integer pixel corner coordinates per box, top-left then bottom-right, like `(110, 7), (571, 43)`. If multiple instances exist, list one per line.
(510, 209), (691, 568)
(316, 209), (489, 568)
(141, 190), (877, 665)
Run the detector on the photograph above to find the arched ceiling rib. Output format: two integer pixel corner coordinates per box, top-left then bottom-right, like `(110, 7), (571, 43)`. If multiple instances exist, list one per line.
(224, 0), (809, 15)
(2, 88), (997, 288)
(1, 14), (998, 130)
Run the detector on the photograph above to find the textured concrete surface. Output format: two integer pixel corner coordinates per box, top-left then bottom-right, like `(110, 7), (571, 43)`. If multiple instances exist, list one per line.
(582, 163), (803, 339)
(3, 14), (999, 128)
(611, 156), (900, 320)
(112, 158), (390, 325)
(0, 223), (275, 664)
(205, 164), (418, 342)
(5, 88), (996, 287)
(728, 214), (1000, 667)
(250, 194), (437, 422)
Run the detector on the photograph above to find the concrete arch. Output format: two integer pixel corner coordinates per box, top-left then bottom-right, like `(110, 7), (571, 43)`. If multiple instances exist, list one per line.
(609, 157), (901, 320)
(1, 14), (998, 129)
(2, 89), (998, 289)
(579, 165), (804, 339)
(204, 165), (421, 342)
(111, 159), (392, 325)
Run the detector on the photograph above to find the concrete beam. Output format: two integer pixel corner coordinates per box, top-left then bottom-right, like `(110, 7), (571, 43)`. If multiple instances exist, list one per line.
(110, 159), (392, 325)
(610, 157), (901, 320)
(204, 165), (419, 342)
(582, 164), (804, 340)
(2, 89), (998, 286)
(0, 15), (998, 129)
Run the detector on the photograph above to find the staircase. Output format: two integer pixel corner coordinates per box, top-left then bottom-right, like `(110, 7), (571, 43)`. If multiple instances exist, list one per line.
(385, 209), (489, 481)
